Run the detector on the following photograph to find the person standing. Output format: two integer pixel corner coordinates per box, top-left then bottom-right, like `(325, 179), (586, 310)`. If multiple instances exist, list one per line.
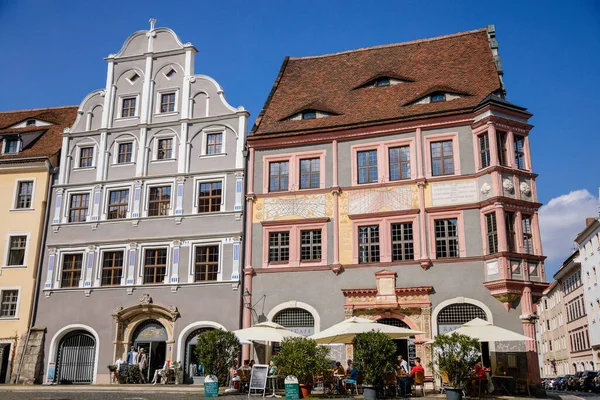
(126, 346), (139, 365)
(138, 348), (148, 383)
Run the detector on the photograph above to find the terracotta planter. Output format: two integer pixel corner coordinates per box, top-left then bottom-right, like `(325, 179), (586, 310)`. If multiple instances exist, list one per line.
(299, 383), (312, 398)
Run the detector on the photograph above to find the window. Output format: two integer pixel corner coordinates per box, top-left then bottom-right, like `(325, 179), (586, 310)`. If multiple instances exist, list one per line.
(148, 186), (171, 217)
(143, 249), (167, 284)
(68, 193), (89, 222)
(486, 213), (498, 254)
(522, 214), (533, 254)
(505, 212), (516, 252)
(300, 230), (322, 261)
(376, 78), (390, 87)
(299, 158), (320, 189)
(26, 119), (36, 126)
(79, 147), (94, 168)
(358, 225), (380, 264)
(160, 93), (176, 113)
(128, 72), (140, 83)
(497, 131), (507, 166)
(165, 68), (176, 78)
(479, 133), (491, 168)
(269, 232), (290, 263)
(195, 245), (219, 281)
(430, 141), (454, 176)
(157, 138), (173, 160)
(0, 290), (18, 318)
(357, 150), (378, 184)
(16, 181), (33, 209)
(435, 219), (459, 258)
(198, 182), (222, 213)
(389, 146), (410, 180)
(514, 135), (526, 169)
(3, 138), (20, 154)
(101, 251), (123, 286)
(107, 189), (129, 220)
(117, 142), (133, 163)
(301, 110), (316, 120)
(431, 93), (446, 102)
(7, 236), (27, 266)
(121, 97), (136, 118)
(269, 161), (289, 192)
(206, 133), (222, 155)
(391, 223), (414, 261)
(61, 254), (82, 288)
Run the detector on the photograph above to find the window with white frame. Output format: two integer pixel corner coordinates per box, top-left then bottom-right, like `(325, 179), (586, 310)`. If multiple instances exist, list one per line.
(79, 146), (94, 168)
(68, 193), (90, 222)
(0, 289), (19, 318)
(160, 92), (176, 113)
(15, 180), (33, 209)
(148, 186), (171, 217)
(2, 137), (20, 154)
(357, 150), (378, 184)
(157, 138), (173, 160)
(269, 161), (289, 192)
(194, 245), (219, 281)
(391, 222), (414, 261)
(117, 142), (133, 163)
(300, 230), (322, 261)
(299, 158), (320, 189)
(206, 133), (223, 155)
(6, 235), (27, 266)
(107, 189), (129, 220)
(431, 140), (454, 176)
(143, 248), (167, 284)
(61, 253), (83, 288)
(197, 181), (222, 213)
(121, 97), (136, 118)
(101, 251), (124, 286)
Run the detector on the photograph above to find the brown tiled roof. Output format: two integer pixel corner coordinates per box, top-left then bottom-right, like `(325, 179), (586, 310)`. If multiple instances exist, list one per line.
(0, 106), (78, 162)
(251, 28), (503, 137)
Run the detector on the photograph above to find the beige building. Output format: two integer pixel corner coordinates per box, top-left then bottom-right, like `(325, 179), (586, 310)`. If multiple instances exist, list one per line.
(0, 107), (77, 383)
(537, 281), (569, 377)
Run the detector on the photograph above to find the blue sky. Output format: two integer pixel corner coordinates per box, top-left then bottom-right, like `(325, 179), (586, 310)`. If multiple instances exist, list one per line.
(1, 1), (598, 274)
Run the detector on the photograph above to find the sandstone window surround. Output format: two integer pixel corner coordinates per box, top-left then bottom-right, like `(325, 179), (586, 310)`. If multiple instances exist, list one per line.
(350, 137), (417, 186)
(261, 220), (328, 268)
(262, 150), (326, 193)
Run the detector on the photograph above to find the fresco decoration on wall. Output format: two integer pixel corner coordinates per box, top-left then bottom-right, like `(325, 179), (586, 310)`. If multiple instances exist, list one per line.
(431, 180), (478, 207)
(347, 186), (414, 215)
(262, 194), (327, 221)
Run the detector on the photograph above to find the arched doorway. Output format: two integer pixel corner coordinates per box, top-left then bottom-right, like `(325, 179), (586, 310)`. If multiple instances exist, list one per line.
(377, 318), (416, 367)
(132, 320), (167, 383)
(183, 327), (214, 383)
(55, 330), (96, 384)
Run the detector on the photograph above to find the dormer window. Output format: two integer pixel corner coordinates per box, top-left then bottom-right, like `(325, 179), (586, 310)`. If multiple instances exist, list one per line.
(302, 110), (316, 120)
(431, 93), (446, 103)
(2, 137), (20, 154)
(375, 78), (390, 87)
(26, 120), (36, 126)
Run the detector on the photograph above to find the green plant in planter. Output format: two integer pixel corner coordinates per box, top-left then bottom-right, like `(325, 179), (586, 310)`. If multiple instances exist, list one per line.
(352, 331), (397, 386)
(195, 330), (240, 385)
(272, 337), (330, 385)
(429, 333), (481, 389)
(125, 364), (142, 384)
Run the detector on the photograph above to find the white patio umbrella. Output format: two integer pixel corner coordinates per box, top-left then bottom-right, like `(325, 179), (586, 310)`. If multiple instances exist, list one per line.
(310, 316), (423, 344)
(447, 318), (533, 342)
(233, 321), (303, 343)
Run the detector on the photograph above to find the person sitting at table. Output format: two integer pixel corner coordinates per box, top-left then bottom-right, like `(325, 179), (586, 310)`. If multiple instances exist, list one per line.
(151, 360), (169, 385)
(401, 357), (424, 395)
(250, 359), (255, 369)
(333, 361), (345, 376)
(495, 361), (506, 376)
(468, 362), (488, 396)
(342, 360), (358, 391)
(345, 359), (353, 374)
(397, 355), (409, 375)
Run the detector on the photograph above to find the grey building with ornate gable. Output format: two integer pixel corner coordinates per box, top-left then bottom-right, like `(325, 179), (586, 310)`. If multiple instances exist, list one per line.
(34, 20), (247, 384)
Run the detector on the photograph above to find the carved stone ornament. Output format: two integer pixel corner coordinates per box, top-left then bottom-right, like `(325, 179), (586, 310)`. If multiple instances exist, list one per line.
(520, 181), (531, 196)
(502, 179), (514, 193)
(139, 293), (152, 305)
(111, 306), (124, 317)
(480, 182), (491, 195)
(188, 76), (196, 83)
(100, 89), (106, 97)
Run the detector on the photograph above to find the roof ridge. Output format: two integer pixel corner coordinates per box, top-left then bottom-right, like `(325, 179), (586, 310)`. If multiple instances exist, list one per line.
(0, 105), (78, 114)
(290, 28), (488, 60)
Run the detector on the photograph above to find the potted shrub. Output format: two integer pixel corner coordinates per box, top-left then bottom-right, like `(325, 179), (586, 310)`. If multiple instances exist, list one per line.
(429, 333), (481, 400)
(195, 330), (240, 396)
(272, 337), (330, 398)
(353, 331), (397, 400)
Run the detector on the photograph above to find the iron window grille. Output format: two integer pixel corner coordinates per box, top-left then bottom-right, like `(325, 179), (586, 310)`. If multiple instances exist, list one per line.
(430, 140), (454, 176)
(436, 303), (487, 325)
(377, 318), (410, 328)
(122, 98), (136, 118)
(157, 138), (173, 160)
(496, 131), (507, 166)
(107, 189), (129, 220)
(269, 161), (289, 192)
(300, 230), (322, 261)
(0, 290), (18, 318)
(148, 186), (171, 217)
(16, 181), (33, 209)
(79, 147), (94, 168)
(358, 225), (380, 263)
(118, 142), (133, 163)
(357, 150), (378, 184)
(69, 193), (89, 223)
(273, 308), (314, 327)
(514, 135), (526, 169)
(144, 249), (167, 284)
(486, 213), (498, 254)
(389, 146), (411, 181)
(522, 214), (533, 254)
(7, 236), (27, 266)
(299, 158), (320, 189)
(101, 251), (123, 286)
(434, 219), (459, 258)
(160, 93), (176, 113)
(479, 133), (491, 168)
(391, 223), (414, 261)
(195, 245), (219, 282)
(198, 182), (222, 213)
(269, 232), (290, 263)
(206, 133), (223, 155)
(61, 254), (83, 288)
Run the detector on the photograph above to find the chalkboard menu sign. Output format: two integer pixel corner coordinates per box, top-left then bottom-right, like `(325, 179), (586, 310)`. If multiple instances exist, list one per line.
(408, 339), (416, 366)
(204, 375), (219, 397)
(249, 364), (268, 396)
(285, 376), (300, 399)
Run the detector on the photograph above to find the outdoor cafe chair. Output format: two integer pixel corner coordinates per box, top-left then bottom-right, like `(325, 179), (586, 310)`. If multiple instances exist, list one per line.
(413, 371), (425, 397)
(383, 371), (397, 397)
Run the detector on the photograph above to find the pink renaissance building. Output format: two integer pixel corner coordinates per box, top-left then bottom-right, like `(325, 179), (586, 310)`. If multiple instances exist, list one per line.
(243, 26), (548, 382)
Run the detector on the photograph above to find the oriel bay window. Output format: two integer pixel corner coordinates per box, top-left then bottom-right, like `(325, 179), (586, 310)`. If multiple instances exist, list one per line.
(505, 212), (516, 252)
(514, 134), (526, 169)
(198, 182), (222, 213)
(269, 232), (290, 263)
(431, 140), (454, 176)
(101, 251), (123, 286)
(522, 214), (533, 254)
(497, 131), (508, 166)
(358, 225), (380, 263)
(357, 150), (378, 184)
(16, 181), (33, 209)
(300, 230), (322, 261)
(434, 219), (459, 258)
(144, 248), (167, 284)
(148, 186), (171, 216)
(68, 193), (89, 222)
(389, 146), (410, 180)
(391, 223), (414, 261)
(479, 133), (491, 168)
(269, 161), (289, 192)
(107, 189), (129, 220)
(485, 213), (498, 254)
(299, 158), (320, 189)
(61, 254), (83, 288)
(195, 245), (219, 281)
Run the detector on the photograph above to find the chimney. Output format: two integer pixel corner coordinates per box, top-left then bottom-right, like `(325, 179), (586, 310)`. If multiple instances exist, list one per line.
(586, 217), (596, 227)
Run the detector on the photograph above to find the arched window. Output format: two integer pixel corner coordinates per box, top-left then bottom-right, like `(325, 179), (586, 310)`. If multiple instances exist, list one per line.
(55, 330), (96, 384)
(273, 308), (315, 336)
(437, 303), (487, 333)
(377, 318), (410, 328)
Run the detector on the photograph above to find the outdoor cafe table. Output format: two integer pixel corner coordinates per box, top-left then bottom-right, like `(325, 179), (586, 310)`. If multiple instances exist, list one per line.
(333, 374), (345, 394)
(266, 375), (281, 398)
(492, 375), (515, 395)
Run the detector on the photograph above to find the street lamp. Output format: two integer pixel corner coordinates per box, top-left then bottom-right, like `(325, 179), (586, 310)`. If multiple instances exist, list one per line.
(243, 289), (252, 309)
